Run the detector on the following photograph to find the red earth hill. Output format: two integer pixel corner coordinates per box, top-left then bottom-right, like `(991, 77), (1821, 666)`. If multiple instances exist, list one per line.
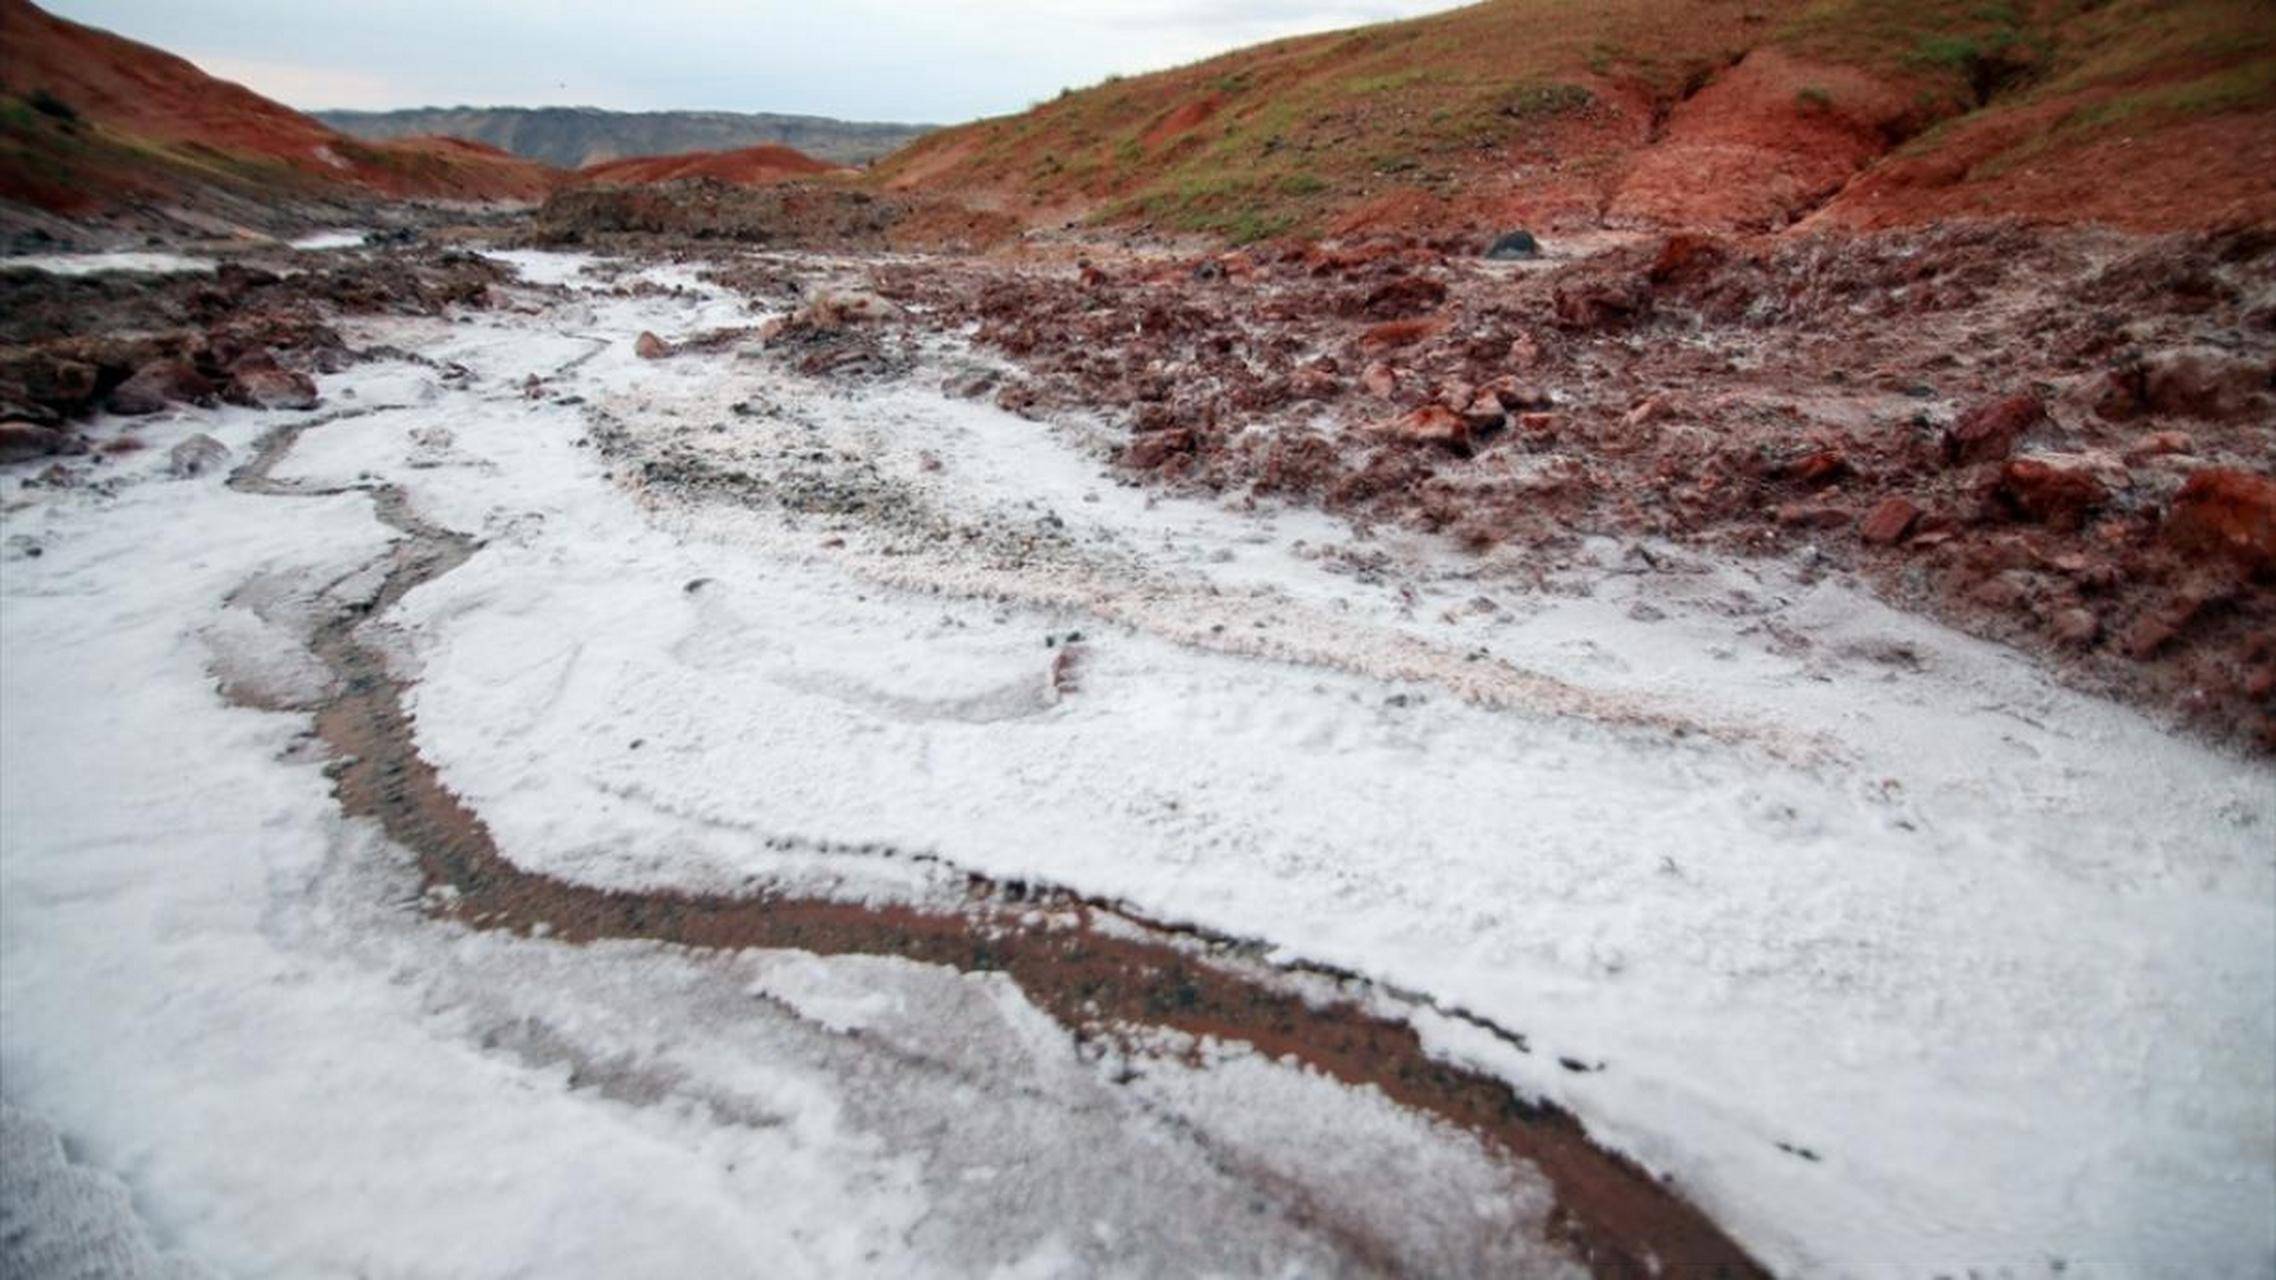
(0, 0), (558, 216)
(871, 0), (2276, 241)
(577, 143), (840, 187)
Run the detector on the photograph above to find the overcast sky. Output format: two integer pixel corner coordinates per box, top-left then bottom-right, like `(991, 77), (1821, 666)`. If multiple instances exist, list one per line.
(49, 1), (1464, 123)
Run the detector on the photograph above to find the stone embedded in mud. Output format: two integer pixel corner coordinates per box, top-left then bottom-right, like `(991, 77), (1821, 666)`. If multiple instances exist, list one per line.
(1484, 230), (1540, 261)
(801, 290), (902, 329)
(1353, 276), (1448, 321)
(1774, 501), (1850, 529)
(1647, 233), (1729, 286)
(1859, 496), (1922, 545)
(1, 354), (99, 419)
(1944, 394), (2044, 466)
(2049, 606), (2102, 647)
(1121, 428), (1196, 470)
(1459, 389), (1509, 433)
(2139, 347), (2271, 422)
(2124, 430), (2195, 464)
(1989, 458), (2108, 530)
(1360, 318), (1442, 353)
(166, 433), (230, 478)
(1375, 404), (1470, 453)
(1485, 378), (1553, 413)
(107, 359), (217, 416)
(1783, 448), (1850, 488)
(1552, 276), (1646, 330)
(634, 331), (670, 359)
(2164, 468), (2276, 577)
(0, 421), (81, 465)
(225, 357), (320, 411)
(1289, 365), (1341, 401)
(1624, 395), (1674, 428)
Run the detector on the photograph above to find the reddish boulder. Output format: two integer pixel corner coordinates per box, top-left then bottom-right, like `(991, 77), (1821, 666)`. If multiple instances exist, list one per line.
(1648, 233), (1729, 286)
(1784, 449), (1850, 488)
(1989, 459), (2107, 529)
(634, 331), (670, 359)
(225, 353), (320, 411)
(107, 359), (218, 416)
(1553, 278), (1645, 330)
(1375, 405), (1470, 452)
(2165, 468), (2276, 577)
(1859, 497), (1921, 545)
(0, 421), (81, 465)
(1944, 394), (2044, 466)
(1122, 428), (1196, 470)
(2140, 348), (2269, 421)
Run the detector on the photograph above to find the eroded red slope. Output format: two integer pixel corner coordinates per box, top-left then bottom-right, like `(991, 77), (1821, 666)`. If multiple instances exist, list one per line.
(0, 0), (557, 207)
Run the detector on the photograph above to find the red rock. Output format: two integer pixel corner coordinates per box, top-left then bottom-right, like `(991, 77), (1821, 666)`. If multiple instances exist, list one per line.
(1859, 497), (1921, 545)
(2164, 468), (2276, 576)
(2140, 348), (2269, 421)
(226, 356), (319, 411)
(1290, 366), (1341, 400)
(0, 421), (79, 465)
(1360, 318), (1441, 352)
(1625, 395), (1672, 427)
(1355, 276), (1448, 320)
(1990, 459), (2107, 529)
(1376, 405), (1470, 452)
(1784, 449), (1850, 488)
(1460, 390), (1508, 432)
(1487, 378), (1553, 412)
(1553, 278), (1645, 330)
(1122, 427), (1196, 470)
(1969, 573), (2031, 611)
(107, 359), (218, 416)
(1515, 412), (1558, 438)
(1775, 502), (1849, 529)
(2049, 607), (2101, 646)
(634, 331), (670, 359)
(1360, 362), (1400, 398)
(1648, 233), (1729, 285)
(2121, 613), (2181, 660)
(1944, 394), (2044, 466)
(2122, 430), (2194, 463)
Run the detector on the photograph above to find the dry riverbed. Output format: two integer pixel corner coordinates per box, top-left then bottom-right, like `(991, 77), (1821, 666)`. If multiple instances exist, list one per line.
(2, 246), (2270, 1278)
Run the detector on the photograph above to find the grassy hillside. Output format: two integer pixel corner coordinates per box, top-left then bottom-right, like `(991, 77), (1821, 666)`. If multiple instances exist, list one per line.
(872, 0), (2276, 239)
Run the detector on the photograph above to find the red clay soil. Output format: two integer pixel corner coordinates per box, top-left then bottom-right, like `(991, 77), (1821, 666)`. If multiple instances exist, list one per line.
(1816, 91), (2276, 233)
(0, 0), (557, 205)
(578, 144), (838, 187)
(1609, 49), (1915, 230)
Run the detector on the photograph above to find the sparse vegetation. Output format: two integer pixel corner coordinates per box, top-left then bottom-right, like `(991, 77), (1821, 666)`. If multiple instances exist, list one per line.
(872, 0), (2276, 241)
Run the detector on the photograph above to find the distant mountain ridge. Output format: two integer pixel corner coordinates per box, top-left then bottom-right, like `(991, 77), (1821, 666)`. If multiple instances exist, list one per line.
(316, 106), (935, 169)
